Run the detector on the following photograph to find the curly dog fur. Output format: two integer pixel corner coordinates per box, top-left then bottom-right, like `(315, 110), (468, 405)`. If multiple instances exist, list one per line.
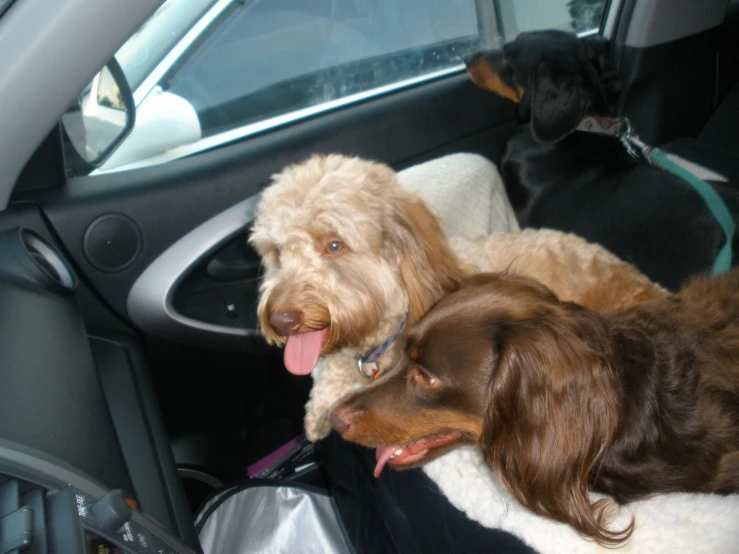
(249, 154), (665, 440)
(332, 270), (739, 544)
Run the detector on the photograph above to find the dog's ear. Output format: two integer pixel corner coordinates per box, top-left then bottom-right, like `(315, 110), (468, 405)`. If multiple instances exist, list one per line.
(529, 61), (588, 144)
(385, 192), (468, 323)
(465, 52), (521, 103)
(481, 306), (632, 544)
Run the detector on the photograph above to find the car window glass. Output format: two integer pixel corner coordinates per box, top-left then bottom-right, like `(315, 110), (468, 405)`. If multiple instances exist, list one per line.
(64, 0), (608, 176)
(508, 0), (606, 35)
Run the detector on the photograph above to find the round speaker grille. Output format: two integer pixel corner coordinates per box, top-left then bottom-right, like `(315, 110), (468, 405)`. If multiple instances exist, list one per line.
(83, 213), (142, 272)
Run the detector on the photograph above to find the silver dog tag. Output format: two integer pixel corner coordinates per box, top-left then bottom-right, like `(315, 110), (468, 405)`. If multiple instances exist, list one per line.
(357, 358), (378, 379)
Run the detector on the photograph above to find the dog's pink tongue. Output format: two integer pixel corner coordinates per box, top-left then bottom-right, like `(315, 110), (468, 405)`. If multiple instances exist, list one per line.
(283, 328), (330, 375)
(374, 446), (401, 478)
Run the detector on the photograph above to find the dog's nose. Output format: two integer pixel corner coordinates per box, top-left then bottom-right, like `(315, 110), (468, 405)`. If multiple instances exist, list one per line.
(269, 309), (303, 336)
(330, 409), (351, 435)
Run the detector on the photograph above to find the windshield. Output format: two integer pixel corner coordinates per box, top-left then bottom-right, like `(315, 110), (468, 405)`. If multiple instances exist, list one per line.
(115, 0), (217, 91)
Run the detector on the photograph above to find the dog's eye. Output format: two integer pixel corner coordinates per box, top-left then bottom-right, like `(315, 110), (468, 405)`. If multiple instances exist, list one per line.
(325, 240), (345, 255)
(412, 367), (442, 391)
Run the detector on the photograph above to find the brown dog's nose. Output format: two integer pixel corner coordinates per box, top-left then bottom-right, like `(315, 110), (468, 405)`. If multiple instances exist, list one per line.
(269, 309), (303, 336)
(331, 408), (351, 435)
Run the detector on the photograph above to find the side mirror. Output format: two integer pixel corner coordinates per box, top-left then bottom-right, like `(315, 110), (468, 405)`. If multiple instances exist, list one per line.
(61, 57), (135, 167)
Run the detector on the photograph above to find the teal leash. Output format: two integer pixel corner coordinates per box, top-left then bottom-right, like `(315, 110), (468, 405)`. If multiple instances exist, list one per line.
(647, 150), (734, 274)
(577, 116), (735, 275)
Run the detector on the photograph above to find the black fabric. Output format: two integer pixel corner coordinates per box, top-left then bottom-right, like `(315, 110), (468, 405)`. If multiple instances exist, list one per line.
(320, 432), (538, 554)
(699, 81), (739, 156)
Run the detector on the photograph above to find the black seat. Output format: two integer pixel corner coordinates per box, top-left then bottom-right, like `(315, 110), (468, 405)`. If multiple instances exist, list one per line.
(321, 433), (538, 554)
(698, 81), (739, 157)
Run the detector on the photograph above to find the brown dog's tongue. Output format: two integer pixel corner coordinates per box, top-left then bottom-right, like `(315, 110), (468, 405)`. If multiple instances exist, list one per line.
(374, 446), (401, 478)
(374, 433), (464, 477)
(283, 328), (330, 375)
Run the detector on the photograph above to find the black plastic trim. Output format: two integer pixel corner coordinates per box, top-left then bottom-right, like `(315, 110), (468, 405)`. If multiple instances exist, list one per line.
(0, 281), (133, 493)
(91, 336), (202, 552)
(0, 227), (77, 295)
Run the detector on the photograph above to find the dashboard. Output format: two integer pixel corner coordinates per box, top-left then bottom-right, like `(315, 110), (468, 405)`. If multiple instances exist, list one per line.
(0, 439), (194, 553)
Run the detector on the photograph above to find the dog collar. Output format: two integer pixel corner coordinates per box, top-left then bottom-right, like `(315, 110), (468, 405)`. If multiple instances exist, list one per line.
(577, 115), (649, 159)
(576, 115), (628, 138)
(357, 313), (408, 380)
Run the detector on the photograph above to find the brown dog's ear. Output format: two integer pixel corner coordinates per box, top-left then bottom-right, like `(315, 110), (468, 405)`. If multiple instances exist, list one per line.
(482, 308), (632, 545)
(385, 192), (468, 323)
(529, 61), (588, 144)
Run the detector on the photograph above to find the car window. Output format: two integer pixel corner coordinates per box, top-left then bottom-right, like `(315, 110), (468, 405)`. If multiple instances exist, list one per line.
(66, 0), (609, 176)
(506, 0), (606, 37)
(165, 0), (481, 138)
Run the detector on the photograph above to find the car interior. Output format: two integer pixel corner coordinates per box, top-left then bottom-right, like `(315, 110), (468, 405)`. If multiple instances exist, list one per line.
(1, 0), (739, 552)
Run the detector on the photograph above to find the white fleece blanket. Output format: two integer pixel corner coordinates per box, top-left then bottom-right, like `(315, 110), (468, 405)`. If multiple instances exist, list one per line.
(397, 154), (739, 554)
(397, 152), (520, 239)
(424, 447), (739, 554)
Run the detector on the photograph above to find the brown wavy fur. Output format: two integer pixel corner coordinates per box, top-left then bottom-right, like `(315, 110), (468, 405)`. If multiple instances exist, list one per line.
(333, 270), (739, 544)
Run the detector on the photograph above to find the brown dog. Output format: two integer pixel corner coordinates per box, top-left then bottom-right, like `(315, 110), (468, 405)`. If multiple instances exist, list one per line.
(332, 270), (739, 544)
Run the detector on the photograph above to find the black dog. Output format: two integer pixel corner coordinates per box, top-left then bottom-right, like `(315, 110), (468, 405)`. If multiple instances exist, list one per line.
(466, 30), (739, 290)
